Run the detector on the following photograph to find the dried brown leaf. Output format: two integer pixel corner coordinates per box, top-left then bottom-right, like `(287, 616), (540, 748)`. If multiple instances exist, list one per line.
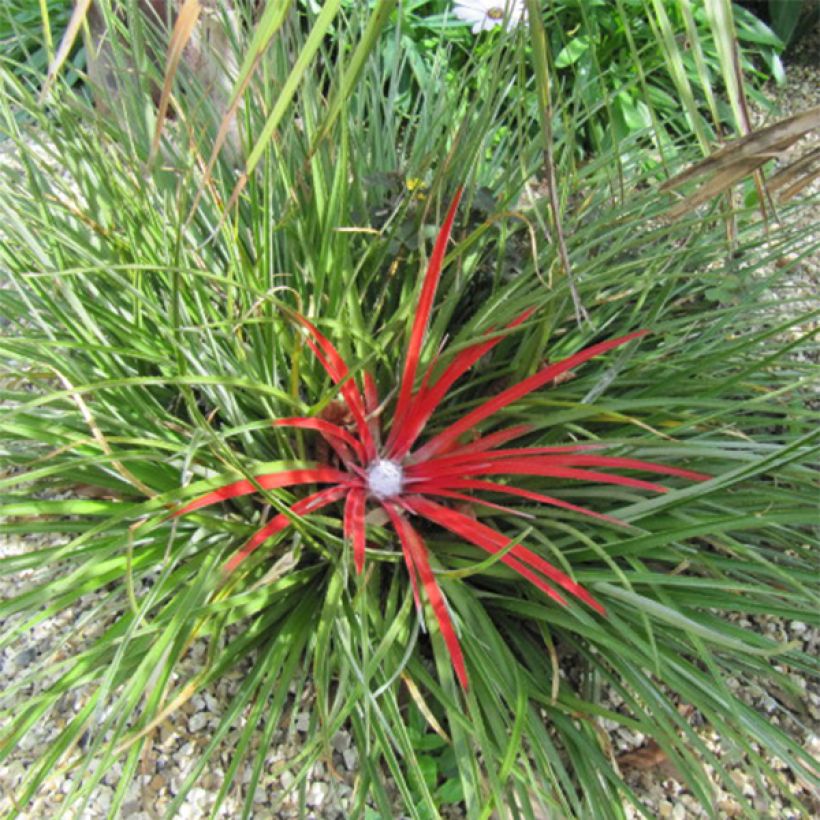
(661, 106), (820, 219)
(778, 168), (820, 203)
(665, 157), (765, 219)
(39, 0), (93, 103)
(148, 0), (202, 167)
(661, 105), (820, 192)
(616, 739), (668, 771)
(767, 145), (820, 192)
(767, 145), (820, 203)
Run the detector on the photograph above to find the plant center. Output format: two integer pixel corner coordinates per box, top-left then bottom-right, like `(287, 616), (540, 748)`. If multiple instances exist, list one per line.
(366, 459), (404, 499)
(487, 7), (504, 19)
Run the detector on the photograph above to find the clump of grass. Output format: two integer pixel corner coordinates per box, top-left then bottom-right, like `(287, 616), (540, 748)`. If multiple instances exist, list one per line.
(0, 0), (75, 87)
(1, 4), (818, 817)
(173, 187), (713, 692)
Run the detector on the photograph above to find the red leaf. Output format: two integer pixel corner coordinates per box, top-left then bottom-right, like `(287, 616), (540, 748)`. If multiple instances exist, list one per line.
(556, 455), (710, 482)
(224, 484), (349, 573)
(410, 477), (627, 527)
(272, 417), (367, 466)
(400, 496), (568, 607)
(173, 467), (353, 517)
(405, 444), (603, 475)
(435, 424), (534, 459)
(292, 312), (376, 460)
(413, 330), (648, 461)
(385, 503), (469, 689)
(403, 496), (605, 614)
(390, 308), (535, 459)
(408, 457), (669, 494)
(362, 371), (382, 447)
(344, 488), (367, 574)
(388, 188), (463, 452)
(421, 488), (533, 518)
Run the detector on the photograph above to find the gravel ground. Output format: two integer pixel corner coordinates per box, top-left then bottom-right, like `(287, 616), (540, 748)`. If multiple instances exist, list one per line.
(2, 21), (819, 819)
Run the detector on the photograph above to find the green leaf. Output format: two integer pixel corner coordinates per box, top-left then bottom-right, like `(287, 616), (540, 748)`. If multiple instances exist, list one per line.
(598, 583), (800, 657)
(555, 35), (591, 68)
(768, 0), (804, 46)
(417, 755), (438, 790)
(436, 777), (464, 804)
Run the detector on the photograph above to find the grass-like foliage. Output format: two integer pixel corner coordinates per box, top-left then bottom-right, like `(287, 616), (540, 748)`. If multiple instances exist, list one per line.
(1, 3), (818, 818)
(399, 0), (786, 159)
(0, 0), (75, 87)
(173, 187), (710, 690)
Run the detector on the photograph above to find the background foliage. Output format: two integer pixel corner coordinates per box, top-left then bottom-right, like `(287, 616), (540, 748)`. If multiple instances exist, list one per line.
(0, 1), (818, 817)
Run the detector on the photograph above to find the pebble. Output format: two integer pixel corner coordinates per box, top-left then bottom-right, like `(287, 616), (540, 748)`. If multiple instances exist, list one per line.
(200, 772), (219, 790)
(331, 731), (351, 753)
(178, 741), (195, 758)
(15, 648), (37, 667)
(95, 786), (113, 812)
(342, 748), (358, 771)
(159, 720), (177, 743)
(188, 712), (209, 733)
(720, 799), (739, 816)
(253, 786), (267, 803)
(188, 787), (209, 808)
(306, 781), (327, 808)
(760, 694), (778, 714)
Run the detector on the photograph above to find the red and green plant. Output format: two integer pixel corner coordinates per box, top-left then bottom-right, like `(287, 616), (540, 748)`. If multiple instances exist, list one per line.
(175, 188), (708, 688)
(2, 3), (818, 814)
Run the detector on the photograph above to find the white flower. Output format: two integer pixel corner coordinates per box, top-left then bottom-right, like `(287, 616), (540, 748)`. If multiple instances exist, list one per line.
(452, 0), (528, 34)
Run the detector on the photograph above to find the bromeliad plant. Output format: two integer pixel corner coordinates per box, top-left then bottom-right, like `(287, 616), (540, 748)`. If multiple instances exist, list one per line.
(3, 4), (818, 815)
(175, 188), (708, 688)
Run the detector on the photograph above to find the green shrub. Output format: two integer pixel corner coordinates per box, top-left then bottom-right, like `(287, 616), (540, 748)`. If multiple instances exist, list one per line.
(363, 0), (786, 162)
(1, 3), (817, 817)
(0, 0), (77, 87)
